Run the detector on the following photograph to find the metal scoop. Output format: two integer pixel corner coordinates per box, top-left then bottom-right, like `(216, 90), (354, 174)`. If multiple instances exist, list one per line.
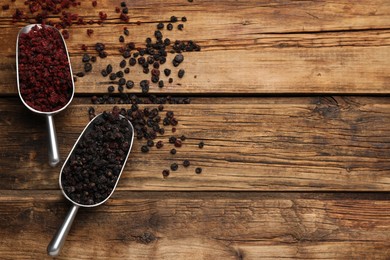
(16, 24), (75, 167)
(47, 113), (134, 256)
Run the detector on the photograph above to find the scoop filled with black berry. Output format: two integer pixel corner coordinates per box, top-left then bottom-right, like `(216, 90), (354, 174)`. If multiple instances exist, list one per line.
(47, 110), (134, 256)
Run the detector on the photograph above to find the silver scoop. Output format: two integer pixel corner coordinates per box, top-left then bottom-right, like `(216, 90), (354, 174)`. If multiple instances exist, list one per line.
(16, 24), (75, 167)
(47, 113), (134, 256)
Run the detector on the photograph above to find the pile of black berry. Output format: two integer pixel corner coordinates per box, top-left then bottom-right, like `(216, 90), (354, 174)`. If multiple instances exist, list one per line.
(76, 6), (204, 178)
(61, 110), (133, 205)
(91, 94), (190, 106)
(78, 15), (200, 93)
(88, 104), (205, 178)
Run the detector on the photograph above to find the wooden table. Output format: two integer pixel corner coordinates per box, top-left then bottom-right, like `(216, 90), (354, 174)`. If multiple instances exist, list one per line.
(1, 1), (389, 259)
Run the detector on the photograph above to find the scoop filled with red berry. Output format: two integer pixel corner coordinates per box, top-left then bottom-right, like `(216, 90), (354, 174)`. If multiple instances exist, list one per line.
(16, 24), (75, 167)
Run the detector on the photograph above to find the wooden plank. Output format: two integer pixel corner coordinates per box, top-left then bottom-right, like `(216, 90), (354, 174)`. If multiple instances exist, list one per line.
(0, 191), (389, 259)
(2, 0), (389, 32)
(1, 97), (390, 191)
(1, 30), (389, 95)
(0, 1), (389, 95)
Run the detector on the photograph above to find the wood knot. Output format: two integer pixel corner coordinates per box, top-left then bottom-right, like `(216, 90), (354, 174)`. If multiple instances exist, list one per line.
(135, 232), (156, 244)
(313, 97), (345, 119)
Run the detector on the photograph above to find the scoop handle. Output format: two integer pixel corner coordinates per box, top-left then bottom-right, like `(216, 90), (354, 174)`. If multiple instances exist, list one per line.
(47, 204), (79, 256)
(46, 115), (60, 167)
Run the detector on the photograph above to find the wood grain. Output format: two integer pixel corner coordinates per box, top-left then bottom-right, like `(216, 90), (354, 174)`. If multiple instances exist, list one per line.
(0, 0), (389, 94)
(1, 97), (390, 191)
(0, 191), (389, 259)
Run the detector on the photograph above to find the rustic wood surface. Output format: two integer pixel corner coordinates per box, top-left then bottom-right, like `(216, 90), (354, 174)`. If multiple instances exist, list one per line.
(1, 97), (390, 191)
(0, 0), (389, 259)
